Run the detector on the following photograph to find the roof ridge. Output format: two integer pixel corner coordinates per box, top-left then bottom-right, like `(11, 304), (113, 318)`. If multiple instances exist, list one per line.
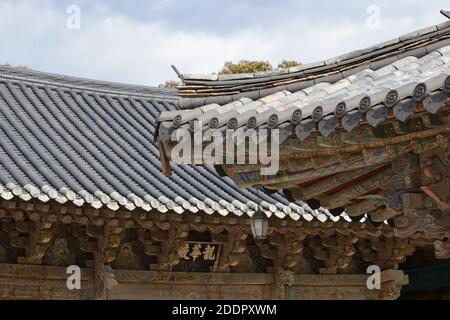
(0, 65), (179, 101)
(176, 17), (450, 108)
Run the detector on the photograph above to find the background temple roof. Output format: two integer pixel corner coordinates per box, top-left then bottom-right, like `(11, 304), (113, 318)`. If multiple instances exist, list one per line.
(156, 18), (450, 231)
(176, 18), (450, 109)
(0, 65), (333, 222)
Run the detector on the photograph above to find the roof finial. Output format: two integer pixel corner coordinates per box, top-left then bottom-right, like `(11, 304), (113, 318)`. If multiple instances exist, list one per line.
(171, 65), (185, 83)
(441, 10), (450, 19)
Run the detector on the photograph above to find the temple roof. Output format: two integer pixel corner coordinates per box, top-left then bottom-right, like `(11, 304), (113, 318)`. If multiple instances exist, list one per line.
(0, 66), (327, 222)
(160, 44), (450, 140)
(176, 18), (450, 109)
(156, 16), (450, 233)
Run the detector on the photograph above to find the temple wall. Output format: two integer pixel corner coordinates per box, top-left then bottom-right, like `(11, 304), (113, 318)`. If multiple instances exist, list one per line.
(0, 263), (406, 300)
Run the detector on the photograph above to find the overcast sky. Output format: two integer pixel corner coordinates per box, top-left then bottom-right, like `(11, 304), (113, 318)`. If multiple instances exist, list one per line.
(1, 0), (449, 86)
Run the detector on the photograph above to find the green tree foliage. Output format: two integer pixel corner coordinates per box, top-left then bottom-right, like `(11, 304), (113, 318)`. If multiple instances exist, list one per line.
(277, 59), (301, 69)
(158, 80), (180, 89)
(218, 59), (301, 75)
(1, 63), (28, 69)
(219, 60), (273, 74)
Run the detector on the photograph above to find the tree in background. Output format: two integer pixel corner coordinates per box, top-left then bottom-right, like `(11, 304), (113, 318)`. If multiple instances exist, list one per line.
(158, 80), (180, 89)
(1, 63), (29, 69)
(219, 60), (273, 74)
(159, 59), (301, 87)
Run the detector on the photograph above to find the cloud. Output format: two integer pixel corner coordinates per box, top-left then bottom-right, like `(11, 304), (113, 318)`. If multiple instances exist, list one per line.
(0, 0), (449, 86)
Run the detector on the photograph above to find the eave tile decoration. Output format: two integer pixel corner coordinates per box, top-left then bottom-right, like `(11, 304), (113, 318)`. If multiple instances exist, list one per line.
(158, 20), (450, 242)
(0, 65), (325, 223)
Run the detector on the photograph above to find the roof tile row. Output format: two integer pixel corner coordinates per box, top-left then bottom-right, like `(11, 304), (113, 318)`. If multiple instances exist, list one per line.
(160, 45), (450, 141)
(0, 66), (329, 222)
